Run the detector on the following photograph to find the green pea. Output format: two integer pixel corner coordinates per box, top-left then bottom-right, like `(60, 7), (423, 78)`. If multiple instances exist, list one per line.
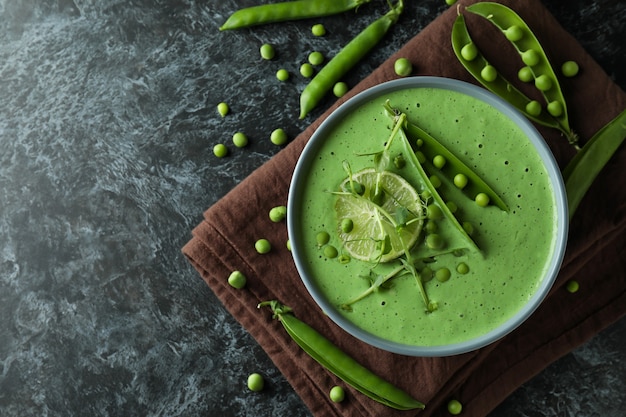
(270, 128), (288, 145)
(247, 373), (264, 391)
(445, 0), (458, 5)
(460, 42), (478, 61)
(308, 51), (324, 66)
(525, 100), (542, 116)
(435, 267), (451, 282)
(217, 102), (229, 117)
(447, 399), (463, 415)
(228, 270), (247, 289)
(425, 220), (438, 234)
(561, 60), (579, 77)
(427, 204), (443, 220)
(521, 49), (540, 66)
(534, 74), (553, 91)
(415, 150), (426, 164)
(311, 23), (326, 37)
(480, 64), (497, 82)
(333, 81), (348, 97)
(433, 154), (446, 169)
(504, 25), (523, 41)
(393, 57), (413, 77)
(329, 385), (345, 402)
(232, 132), (248, 148)
(421, 266), (433, 282)
(340, 218), (353, 233)
(453, 173), (468, 189)
(547, 100), (563, 117)
(316, 231), (330, 246)
(462, 221), (474, 235)
(456, 262), (469, 274)
(300, 62), (314, 78)
(475, 192), (490, 207)
(446, 201), (458, 213)
(429, 175), (442, 189)
(286, 239), (291, 251)
(269, 205), (287, 222)
(260, 43), (275, 60)
(276, 68), (289, 81)
(255, 238), (271, 254)
(426, 234), (445, 250)
(323, 245), (338, 258)
(517, 66), (534, 83)
(565, 280), (579, 293)
(393, 154), (406, 169)
(213, 143), (228, 158)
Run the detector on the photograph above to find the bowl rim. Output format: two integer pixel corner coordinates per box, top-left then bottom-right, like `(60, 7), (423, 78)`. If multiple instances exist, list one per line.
(288, 76), (569, 357)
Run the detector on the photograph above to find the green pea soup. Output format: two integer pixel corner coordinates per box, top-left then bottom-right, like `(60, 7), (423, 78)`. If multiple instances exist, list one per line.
(288, 78), (567, 356)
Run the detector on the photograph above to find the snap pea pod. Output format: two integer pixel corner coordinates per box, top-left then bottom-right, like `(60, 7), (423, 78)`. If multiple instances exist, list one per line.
(466, 2), (575, 145)
(220, 0), (371, 30)
(258, 300), (426, 410)
(563, 108), (626, 220)
(451, 14), (576, 145)
(384, 101), (508, 211)
(299, 0), (403, 119)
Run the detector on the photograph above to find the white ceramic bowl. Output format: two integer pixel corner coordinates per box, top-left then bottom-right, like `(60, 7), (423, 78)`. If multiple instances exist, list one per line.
(288, 77), (568, 356)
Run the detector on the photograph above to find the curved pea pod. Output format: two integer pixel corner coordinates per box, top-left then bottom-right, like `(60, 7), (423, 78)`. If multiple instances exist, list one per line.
(299, 0), (403, 119)
(220, 0), (372, 30)
(258, 300), (425, 411)
(466, 2), (574, 145)
(562, 108), (626, 220)
(451, 14), (576, 146)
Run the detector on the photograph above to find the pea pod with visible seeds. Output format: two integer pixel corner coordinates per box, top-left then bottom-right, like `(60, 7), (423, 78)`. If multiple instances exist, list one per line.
(220, 0), (372, 30)
(299, 0), (403, 119)
(563, 108), (626, 219)
(466, 2), (574, 145)
(258, 300), (426, 410)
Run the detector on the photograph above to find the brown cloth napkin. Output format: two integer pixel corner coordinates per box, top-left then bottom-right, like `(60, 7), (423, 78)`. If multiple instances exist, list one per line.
(183, 0), (626, 415)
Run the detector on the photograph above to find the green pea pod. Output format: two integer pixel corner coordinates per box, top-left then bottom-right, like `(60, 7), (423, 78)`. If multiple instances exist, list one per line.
(299, 0), (403, 119)
(563, 108), (626, 220)
(258, 300), (426, 411)
(451, 14), (577, 145)
(466, 2), (574, 144)
(220, 0), (372, 30)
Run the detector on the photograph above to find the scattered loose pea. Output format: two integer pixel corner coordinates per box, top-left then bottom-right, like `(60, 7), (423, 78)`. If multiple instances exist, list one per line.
(435, 267), (451, 282)
(547, 100), (564, 117)
(475, 192), (490, 207)
(426, 234), (445, 250)
(308, 51), (324, 66)
(260, 43), (275, 60)
(228, 270), (247, 289)
(427, 204), (443, 220)
(521, 49), (540, 66)
(311, 23), (326, 36)
(300, 62), (314, 78)
(561, 60), (579, 77)
(255, 239), (271, 254)
(445, 0), (458, 6)
(447, 399), (463, 415)
(534, 74), (553, 91)
(286, 239), (291, 251)
(213, 143), (228, 158)
(217, 102), (229, 117)
(504, 25), (523, 41)
(333, 81), (349, 97)
(456, 262), (469, 274)
(269, 205), (287, 222)
(421, 267), (433, 282)
(460, 42), (478, 61)
(453, 173), (468, 189)
(232, 132), (248, 148)
(323, 245), (338, 258)
(329, 385), (345, 402)
(270, 128), (288, 145)
(480, 65), (497, 82)
(518, 66), (534, 83)
(433, 154), (447, 169)
(394, 57), (413, 77)
(276, 68), (289, 81)
(316, 231), (330, 246)
(247, 373), (265, 391)
(565, 280), (579, 293)
(525, 100), (542, 116)
(340, 218), (354, 233)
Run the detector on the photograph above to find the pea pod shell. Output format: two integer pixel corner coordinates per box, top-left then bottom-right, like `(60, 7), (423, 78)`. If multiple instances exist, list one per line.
(261, 301), (425, 410)
(220, 0), (371, 30)
(299, 0), (403, 118)
(466, 2), (572, 141)
(563, 108), (626, 220)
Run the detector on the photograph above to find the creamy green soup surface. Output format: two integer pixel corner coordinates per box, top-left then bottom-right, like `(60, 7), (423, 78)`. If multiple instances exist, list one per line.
(293, 86), (558, 347)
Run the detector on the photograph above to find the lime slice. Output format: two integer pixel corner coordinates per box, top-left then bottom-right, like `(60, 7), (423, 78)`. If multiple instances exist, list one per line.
(335, 168), (424, 262)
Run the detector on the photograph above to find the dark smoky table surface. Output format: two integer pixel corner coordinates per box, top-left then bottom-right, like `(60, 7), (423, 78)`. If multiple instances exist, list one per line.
(0, 1), (624, 416)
